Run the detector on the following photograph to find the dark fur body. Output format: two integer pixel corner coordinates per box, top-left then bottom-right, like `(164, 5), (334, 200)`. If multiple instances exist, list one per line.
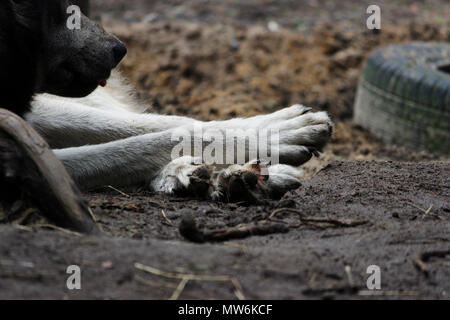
(0, 0), (125, 117)
(0, 1), (43, 116)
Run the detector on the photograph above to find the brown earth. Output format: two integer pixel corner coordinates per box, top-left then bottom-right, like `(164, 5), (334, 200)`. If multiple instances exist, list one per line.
(1, 0), (450, 299)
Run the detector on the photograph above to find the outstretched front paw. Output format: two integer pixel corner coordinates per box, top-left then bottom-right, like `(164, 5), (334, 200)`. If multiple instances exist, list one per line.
(249, 104), (333, 166)
(211, 160), (269, 203)
(212, 160), (304, 203)
(151, 156), (213, 198)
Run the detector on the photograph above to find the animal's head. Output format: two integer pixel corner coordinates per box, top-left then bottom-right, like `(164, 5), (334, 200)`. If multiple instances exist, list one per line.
(9, 0), (127, 97)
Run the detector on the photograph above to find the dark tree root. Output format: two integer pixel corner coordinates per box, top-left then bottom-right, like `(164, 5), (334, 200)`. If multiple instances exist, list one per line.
(179, 213), (289, 243)
(413, 249), (450, 277)
(0, 109), (99, 234)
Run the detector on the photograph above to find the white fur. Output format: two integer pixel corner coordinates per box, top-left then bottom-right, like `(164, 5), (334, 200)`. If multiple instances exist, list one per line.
(151, 156), (208, 194)
(25, 73), (333, 196)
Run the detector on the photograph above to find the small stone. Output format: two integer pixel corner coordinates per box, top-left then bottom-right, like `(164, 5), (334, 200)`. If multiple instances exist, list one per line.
(276, 199), (297, 208)
(197, 206), (216, 215)
(143, 13), (158, 23)
(101, 261), (113, 269)
(165, 211), (181, 220)
(132, 232), (144, 240)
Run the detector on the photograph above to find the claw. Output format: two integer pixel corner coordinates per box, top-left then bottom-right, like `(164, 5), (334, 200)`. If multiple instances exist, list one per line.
(301, 106), (313, 115)
(309, 147), (320, 157)
(152, 156), (213, 198)
(214, 160), (270, 203)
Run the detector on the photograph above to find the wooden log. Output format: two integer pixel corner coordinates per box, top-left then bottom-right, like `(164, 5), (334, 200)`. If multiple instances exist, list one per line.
(0, 109), (99, 234)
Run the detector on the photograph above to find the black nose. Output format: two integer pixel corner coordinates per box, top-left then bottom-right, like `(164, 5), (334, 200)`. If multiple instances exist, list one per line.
(112, 41), (127, 66)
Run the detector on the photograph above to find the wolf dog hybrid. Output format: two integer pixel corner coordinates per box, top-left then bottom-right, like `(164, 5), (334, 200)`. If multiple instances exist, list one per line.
(1, 0), (333, 203)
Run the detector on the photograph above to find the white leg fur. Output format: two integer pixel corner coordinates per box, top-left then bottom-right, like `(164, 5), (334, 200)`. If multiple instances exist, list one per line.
(151, 156), (211, 195)
(27, 93), (200, 148)
(27, 76), (333, 197)
(53, 130), (176, 190)
(267, 164), (303, 192)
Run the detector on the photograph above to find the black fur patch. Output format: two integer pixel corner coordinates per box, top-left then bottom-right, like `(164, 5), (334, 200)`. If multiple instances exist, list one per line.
(0, 0), (125, 116)
(0, 0), (46, 116)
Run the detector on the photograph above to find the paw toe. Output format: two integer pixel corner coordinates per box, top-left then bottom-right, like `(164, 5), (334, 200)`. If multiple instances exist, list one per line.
(186, 166), (211, 197)
(192, 166), (211, 180)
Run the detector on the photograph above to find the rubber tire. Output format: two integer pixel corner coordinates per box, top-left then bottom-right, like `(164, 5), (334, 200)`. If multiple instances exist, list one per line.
(354, 42), (450, 154)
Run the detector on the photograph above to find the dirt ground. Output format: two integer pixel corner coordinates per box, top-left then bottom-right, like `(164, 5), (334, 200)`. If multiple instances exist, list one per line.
(1, 0), (449, 299)
(1, 161), (449, 299)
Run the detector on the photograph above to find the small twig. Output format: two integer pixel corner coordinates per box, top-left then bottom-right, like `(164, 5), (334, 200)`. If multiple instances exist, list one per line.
(405, 200), (433, 215)
(302, 217), (368, 228)
(404, 200), (425, 212)
(12, 225), (33, 232)
(134, 275), (178, 289)
(231, 278), (246, 300)
(422, 205), (434, 219)
(269, 208), (297, 220)
(87, 207), (98, 223)
(269, 208), (368, 230)
(345, 265), (354, 287)
(413, 249), (450, 277)
(32, 224), (82, 236)
(224, 242), (249, 255)
(147, 200), (170, 209)
(404, 201), (439, 219)
(10, 208), (37, 225)
(169, 278), (190, 300)
(87, 207), (103, 232)
(106, 185), (130, 198)
(339, 172), (365, 180)
(135, 263), (245, 300)
(419, 250), (450, 262)
(405, 200), (439, 219)
(161, 210), (175, 227)
(413, 258), (428, 276)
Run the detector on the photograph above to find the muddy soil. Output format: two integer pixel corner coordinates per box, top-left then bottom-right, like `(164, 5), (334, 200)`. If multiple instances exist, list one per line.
(0, 161), (448, 299)
(1, 0), (450, 299)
